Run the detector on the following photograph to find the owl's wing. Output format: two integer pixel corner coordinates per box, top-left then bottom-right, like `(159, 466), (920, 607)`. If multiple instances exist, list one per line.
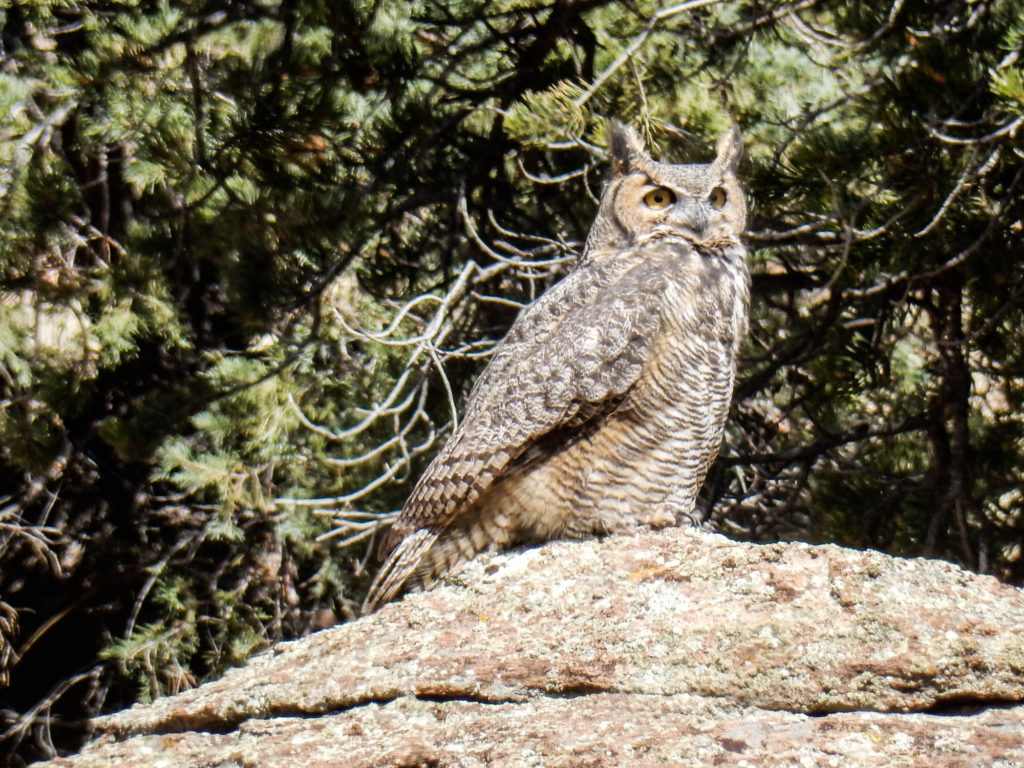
(388, 242), (682, 547)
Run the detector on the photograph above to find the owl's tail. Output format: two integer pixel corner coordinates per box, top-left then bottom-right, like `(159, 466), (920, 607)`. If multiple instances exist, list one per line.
(361, 528), (438, 614)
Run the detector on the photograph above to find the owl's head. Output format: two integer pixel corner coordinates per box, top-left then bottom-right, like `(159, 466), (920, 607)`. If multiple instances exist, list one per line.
(583, 122), (746, 260)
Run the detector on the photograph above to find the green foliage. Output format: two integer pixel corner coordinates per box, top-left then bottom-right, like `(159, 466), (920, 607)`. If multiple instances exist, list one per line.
(505, 81), (590, 144)
(3, 0), (1024, 764)
(100, 619), (199, 704)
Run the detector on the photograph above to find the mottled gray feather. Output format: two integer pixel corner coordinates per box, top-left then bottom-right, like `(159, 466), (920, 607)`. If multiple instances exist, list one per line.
(363, 122), (750, 613)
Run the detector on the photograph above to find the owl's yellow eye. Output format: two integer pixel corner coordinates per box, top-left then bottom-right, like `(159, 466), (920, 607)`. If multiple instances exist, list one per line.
(642, 187), (675, 209)
(709, 186), (728, 209)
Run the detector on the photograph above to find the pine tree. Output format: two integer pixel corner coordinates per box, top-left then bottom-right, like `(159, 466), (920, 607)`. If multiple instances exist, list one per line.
(1, 0), (1023, 762)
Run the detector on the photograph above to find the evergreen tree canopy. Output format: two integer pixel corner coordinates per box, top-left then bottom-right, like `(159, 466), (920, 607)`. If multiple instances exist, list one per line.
(1, 0), (1022, 762)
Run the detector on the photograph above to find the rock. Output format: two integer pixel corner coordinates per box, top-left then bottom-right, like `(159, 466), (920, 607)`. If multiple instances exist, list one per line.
(35, 528), (1024, 767)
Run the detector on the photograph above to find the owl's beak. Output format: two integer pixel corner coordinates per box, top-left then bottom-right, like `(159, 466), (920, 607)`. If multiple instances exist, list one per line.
(669, 198), (708, 237)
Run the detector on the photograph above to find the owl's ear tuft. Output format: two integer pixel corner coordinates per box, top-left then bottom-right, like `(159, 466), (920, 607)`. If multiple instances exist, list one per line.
(712, 124), (743, 175)
(607, 121), (649, 175)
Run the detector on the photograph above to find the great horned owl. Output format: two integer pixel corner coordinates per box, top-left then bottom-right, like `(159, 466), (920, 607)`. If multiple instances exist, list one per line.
(363, 123), (750, 613)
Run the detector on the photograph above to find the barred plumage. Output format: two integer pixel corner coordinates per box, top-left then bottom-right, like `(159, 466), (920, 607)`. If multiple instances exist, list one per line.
(363, 122), (750, 613)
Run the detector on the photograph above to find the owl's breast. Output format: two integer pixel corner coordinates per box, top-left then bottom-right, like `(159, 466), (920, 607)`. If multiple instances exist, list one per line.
(659, 244), (749, 347)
